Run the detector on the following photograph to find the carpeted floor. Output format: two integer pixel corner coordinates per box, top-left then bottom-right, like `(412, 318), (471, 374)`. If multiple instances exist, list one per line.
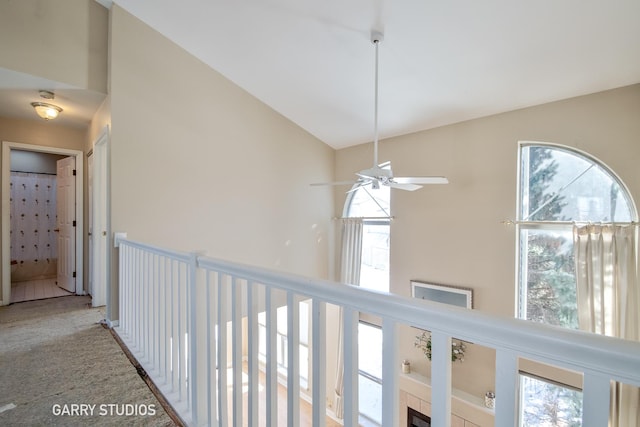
(0, 296), (180, 426)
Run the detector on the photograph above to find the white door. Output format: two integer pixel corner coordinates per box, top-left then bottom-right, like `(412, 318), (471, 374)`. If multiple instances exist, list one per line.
(87, 152), (94, 299)
(91, 136), (108, 307)
(56, 156), (76, 292)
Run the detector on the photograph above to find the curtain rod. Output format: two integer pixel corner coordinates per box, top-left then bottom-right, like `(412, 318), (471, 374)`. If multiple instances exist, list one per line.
(333, 216), (394, 221)
(502, 220), (638, 226)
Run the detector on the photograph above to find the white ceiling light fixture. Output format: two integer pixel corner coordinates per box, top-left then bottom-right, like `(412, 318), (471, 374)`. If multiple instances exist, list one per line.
(31, 91), (63, 120)
(313, 31), (448, 192)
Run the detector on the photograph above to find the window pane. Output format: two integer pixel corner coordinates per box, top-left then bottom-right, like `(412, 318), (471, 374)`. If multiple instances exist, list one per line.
(299, 300), (309, 345)
(259, 324), (266, 358)
(358, 323), (382, 378)
(360, 223), (390, 292)
(358, 322), (382, 425)
(277, 305), (287, 335)
(521, 146), (632, 222)
(520, 227), (578, 329)
(520, 374), (583, 427)
(299, 345), (309, 383)
(346, 184), (390, 218)
(359, 374), (382, 425)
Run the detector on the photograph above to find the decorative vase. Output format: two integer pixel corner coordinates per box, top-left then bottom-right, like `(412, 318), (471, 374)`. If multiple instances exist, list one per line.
(484, 391), (495, 409)
(402, 360), (411, 374)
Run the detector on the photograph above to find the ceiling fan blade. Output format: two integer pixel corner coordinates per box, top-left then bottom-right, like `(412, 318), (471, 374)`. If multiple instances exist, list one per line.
(388, 182), (422, 191)
(393, 176), (449, 185)
(310, 180), (358, 187)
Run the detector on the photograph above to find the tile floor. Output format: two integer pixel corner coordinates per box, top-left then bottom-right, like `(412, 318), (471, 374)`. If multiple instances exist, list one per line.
(10, 278), (73, 304)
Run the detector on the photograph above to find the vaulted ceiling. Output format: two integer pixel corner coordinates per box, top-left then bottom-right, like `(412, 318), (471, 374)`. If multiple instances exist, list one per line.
(3, 1), (640, 149)
(114, 0), (640, 148)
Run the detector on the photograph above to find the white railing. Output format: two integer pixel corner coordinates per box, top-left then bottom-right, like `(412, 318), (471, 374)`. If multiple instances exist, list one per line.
(113, 236), (640, 427)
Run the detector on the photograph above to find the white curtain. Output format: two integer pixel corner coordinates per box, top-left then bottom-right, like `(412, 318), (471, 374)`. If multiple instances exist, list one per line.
(573, 224), (640, 426)
(334, 218), (363, 419)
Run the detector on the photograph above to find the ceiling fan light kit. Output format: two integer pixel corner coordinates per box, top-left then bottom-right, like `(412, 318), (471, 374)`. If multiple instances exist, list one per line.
(312, 31), (448, 192)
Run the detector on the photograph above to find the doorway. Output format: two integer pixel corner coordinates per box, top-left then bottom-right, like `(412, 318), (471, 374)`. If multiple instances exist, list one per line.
(1, 141), (84, 306)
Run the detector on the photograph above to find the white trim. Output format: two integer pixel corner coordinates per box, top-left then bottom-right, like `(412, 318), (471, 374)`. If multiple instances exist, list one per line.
(2, 141), (84, 305)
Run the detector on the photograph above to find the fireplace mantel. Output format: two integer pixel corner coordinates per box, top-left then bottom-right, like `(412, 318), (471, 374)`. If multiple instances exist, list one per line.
(399, 371), (494, 427)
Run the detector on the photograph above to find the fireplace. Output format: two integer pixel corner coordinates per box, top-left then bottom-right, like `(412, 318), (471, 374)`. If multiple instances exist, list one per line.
(408, 407), (431, 427)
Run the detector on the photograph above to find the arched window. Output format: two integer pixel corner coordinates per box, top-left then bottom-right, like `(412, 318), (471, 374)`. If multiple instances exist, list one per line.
(344, 164), (391, 293)
(517, 143), (637, 425)
(517, 143), (636, 327)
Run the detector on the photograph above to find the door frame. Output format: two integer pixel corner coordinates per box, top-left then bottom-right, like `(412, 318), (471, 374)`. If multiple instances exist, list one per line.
(1, 141), (84, 305)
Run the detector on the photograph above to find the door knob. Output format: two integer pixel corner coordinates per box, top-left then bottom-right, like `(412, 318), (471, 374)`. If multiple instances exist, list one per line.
(102, 231), (107, 236)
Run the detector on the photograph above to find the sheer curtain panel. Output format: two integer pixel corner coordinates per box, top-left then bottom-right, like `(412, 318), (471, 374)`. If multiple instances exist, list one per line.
(334, 218), (363, 419)
(574, 224), (640, 426)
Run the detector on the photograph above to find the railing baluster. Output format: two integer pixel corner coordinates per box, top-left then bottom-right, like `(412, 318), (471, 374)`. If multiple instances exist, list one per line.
(287, 292), (300, 427)
(265, 287), (278, 427)
(495, 349), (519, 427)
(582, 373), (611, 427)
(178, 263), (185, 402)
(231, 277), (243, 427)
(430, 331), (452, 427)
(381, 318), (399, 427)
(118, 245), (125, 336)
(312, 298), (326, 427)
(149, 254), (160, 370)
(342, 307), (358, 427)
(217, 274), (229, 426)
(171, 259), (178, 393)
(247, 281), (260, 427)
(206, 271), (218, 426)
(145, 251), (150, 363)
(132, 247), (137, 339)
(157, 255), (164, 379)
(188, 252), (199, 424)
(165, 257), (171, 385)
(135, 247), (144, 352)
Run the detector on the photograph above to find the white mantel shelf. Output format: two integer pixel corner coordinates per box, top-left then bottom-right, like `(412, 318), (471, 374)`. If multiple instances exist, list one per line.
(400, 370), (495, 418)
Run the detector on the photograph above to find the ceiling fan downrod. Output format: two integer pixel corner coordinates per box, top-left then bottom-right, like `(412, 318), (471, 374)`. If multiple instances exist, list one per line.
(372, 31), (383, 169)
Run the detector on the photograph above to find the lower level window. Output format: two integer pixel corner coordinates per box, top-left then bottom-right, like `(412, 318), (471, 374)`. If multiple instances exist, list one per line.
(520, 373), (583, 426)
(257, 302), (309, 389)
(359, 322), (382, 425)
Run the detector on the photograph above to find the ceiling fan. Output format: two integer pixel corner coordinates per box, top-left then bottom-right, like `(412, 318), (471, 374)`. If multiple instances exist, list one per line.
(313, 31), (448, 192)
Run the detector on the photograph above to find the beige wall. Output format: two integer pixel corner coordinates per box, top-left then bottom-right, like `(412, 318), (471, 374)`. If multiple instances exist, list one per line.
(107, 6), (335, 319)
(0, 0), (108, 93)
(335, 83), (640, 409)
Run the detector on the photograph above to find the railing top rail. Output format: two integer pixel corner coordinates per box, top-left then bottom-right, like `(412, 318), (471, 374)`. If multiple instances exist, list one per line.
(119, 238), (191, 263)
(197, 252), (640, 386)
(118, 237), (640, 387)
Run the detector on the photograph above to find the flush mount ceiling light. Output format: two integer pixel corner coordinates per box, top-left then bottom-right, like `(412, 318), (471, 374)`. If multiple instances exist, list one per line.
(31, 90), (63, 120)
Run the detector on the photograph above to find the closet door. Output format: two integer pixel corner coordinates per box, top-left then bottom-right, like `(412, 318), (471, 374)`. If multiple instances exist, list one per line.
(56, 157), (76, 293)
